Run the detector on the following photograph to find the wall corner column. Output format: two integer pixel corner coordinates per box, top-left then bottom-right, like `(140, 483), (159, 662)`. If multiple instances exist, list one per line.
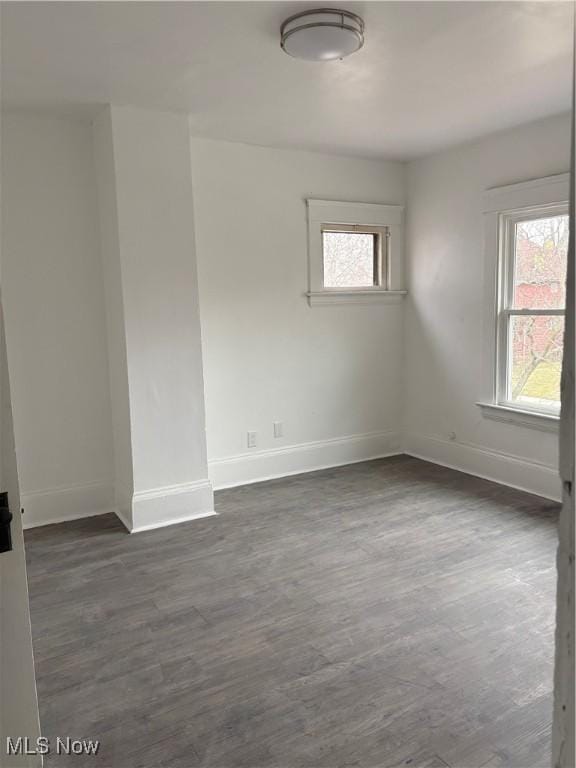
(93, 105), (214, 532)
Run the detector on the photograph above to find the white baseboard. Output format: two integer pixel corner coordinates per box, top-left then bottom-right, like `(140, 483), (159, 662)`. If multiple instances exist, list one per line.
(209, 430), (402, 490)
(21, 481), (114, 529)
(21, 433), (558, 531)
(127, 478), (216, 533)
(114, 506), (132, 533)
(403, 432), (561, 502)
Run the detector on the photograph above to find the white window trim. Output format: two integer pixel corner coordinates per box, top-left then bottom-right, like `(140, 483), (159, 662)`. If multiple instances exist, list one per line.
(477, 402), (559, 433)
(478, 173), (569, 431)
(306, 199), (406, 306)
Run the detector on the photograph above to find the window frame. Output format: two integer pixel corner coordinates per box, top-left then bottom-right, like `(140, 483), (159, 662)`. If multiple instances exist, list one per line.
(496, 204), (568, 415)
(478, 173), (569, 432)
(321, 223), (388, 290)
(306, 199), (405, 306)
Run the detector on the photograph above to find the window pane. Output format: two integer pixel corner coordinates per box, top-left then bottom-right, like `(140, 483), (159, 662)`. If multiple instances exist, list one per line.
(508, 314), (564, 410)
(323, 232), (376, 288)
(513, 215), (568, 309)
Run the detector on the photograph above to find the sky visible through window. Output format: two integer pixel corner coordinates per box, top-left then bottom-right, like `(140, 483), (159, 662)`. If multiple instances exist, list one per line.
(323, 232), (375, 288)
(509, 214), (568, 410)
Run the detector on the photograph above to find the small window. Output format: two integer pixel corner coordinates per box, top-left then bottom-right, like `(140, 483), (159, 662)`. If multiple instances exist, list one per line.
(321, 224), (387, 289)
(498, 207), (568, 414)
(306, 199), (404, 306)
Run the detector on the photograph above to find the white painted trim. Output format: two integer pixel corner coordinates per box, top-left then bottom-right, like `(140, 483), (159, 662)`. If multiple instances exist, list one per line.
(306, 199), (405, 296)
(132, 479), (211, 503)
(21, 481), (114, 529)
(306, 290), (406, 306)
(114, 506), (132, 533)
(403, 432), (561, 502)
(477, 402), (559, 433)
(114, 482), (134, 531)
(209, 430), (402, 490)
(21, 439), (560, 532)
(128, 509), (217, 534)
(307, 199), (404, 225)
(483, 173), (569, 213)
(115, 503), (216, 534)
(130, 478), (215, 533)
(481, 174), (569, 414)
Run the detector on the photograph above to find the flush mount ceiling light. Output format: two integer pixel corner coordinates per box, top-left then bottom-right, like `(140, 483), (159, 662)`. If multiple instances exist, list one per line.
(280, 8), (364, 62)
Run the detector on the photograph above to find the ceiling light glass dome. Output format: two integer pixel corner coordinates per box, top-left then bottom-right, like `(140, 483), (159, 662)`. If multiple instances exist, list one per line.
(280, 9), (365, 62)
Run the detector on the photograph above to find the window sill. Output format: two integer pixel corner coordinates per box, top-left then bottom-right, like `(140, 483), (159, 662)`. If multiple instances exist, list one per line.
(477, 402), (559, 433)
(306, 290), (407, 307)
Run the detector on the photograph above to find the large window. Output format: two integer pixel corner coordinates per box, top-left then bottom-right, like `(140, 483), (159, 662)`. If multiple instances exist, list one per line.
(497, 206), (568, 414)
(479, 173), (569, 431)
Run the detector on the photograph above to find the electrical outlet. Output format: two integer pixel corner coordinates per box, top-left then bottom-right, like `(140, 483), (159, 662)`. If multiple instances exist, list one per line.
(247, 431), (257, 448)
(273, 421), (283, 438)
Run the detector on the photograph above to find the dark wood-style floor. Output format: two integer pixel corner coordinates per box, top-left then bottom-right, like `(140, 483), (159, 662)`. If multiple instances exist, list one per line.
(25, 456), (559, 768)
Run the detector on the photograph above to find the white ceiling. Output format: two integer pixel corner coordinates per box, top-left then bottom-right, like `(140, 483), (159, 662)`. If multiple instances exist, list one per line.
(1, 1), (572, 160)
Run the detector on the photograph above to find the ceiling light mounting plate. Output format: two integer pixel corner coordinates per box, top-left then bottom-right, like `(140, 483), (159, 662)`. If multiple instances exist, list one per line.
(280, 8), (365, 62)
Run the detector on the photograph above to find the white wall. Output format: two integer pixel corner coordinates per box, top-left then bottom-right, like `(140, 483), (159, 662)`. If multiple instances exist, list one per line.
(189, 138), (406, 488)
(404, 113), (571, 500)
(94, 106), (213, 531)
(1, 114), (114, 527)
(93, 108), (135, 526)
(1, 110), (568, 528)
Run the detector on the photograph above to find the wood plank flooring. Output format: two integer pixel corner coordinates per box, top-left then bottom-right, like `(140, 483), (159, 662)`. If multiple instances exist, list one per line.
(24, 456), (560, 768)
